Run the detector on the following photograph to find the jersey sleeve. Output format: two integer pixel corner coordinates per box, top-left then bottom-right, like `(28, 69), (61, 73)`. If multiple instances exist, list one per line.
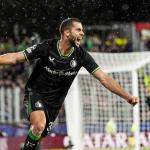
(82, 50), (100, 74)
(23, 41), (49, 61)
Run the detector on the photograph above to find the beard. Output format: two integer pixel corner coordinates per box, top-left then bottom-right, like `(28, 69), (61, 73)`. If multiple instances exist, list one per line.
(67, 34), (78, 47)
(69, 37), (81, 48)
(70, 39), (77, 47)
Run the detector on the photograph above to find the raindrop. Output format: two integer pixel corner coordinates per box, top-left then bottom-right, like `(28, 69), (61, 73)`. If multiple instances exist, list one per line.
(122, 4), (129, 10)
(45, 0), (48, 4)
(1, 2), (4, 7)
(32, 18), (37, 23)
(42, 17), (46, 20)
(111, 4), (114, 8)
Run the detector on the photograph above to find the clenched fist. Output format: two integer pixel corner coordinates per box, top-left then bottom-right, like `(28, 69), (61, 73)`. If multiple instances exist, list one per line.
(127, 96), (139, 106)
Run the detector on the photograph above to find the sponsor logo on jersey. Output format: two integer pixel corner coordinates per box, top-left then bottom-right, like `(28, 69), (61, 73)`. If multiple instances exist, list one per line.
(44, 66), (78, 76)
(70, 59), (77, 68)
(35, 101), (42, 108)
(26, 45), (37, 53)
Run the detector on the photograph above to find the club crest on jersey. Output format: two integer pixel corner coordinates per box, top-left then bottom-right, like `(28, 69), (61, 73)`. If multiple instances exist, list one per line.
(70, 59), (77, 68)
(35, 101), (42, 108)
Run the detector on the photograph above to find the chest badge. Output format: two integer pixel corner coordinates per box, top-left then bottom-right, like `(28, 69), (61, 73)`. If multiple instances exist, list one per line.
(70, 59), (77, 68)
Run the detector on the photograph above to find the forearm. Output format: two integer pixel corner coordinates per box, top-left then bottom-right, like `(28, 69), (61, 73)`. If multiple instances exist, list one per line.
(93, 70), (138, 106)
(94, 70), (132, 102)
(0, 53), (16, 65)
(100, 74), (131, 101)
(0, 52), (26, 65)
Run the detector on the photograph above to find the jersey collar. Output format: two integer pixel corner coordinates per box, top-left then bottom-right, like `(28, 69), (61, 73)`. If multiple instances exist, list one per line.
(57, 40), (74, 58)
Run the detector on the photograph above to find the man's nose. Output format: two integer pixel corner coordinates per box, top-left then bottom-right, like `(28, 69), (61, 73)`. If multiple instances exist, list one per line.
(80, 31), (84, 36)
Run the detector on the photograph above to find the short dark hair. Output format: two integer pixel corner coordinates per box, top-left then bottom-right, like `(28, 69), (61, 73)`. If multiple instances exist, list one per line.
(59, 18), (81, 34)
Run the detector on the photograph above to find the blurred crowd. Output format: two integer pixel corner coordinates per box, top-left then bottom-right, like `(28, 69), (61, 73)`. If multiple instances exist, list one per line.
(0, 23), (41, 90)
(0, 23), (134, 90)
(0, 36), (32, 90)
(81, 32), (132, 53)
(1, 23), (150, 138)
(136, 22), (150, 51)
(1, 22), (150, 90)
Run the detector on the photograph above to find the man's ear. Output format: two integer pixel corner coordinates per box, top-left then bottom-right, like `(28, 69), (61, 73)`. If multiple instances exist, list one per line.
(64, 29), (70, 37)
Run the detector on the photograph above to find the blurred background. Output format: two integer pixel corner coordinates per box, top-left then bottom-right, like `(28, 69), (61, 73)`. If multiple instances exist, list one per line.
(1, 0), (150, 150)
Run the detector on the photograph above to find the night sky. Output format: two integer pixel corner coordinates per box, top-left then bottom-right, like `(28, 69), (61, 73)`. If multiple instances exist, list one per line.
(1, 0), (150, 38)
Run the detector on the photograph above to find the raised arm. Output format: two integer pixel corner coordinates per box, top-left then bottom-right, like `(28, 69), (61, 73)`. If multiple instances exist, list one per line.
(0, 51), (26, 65)
(93, 69), (139, 106)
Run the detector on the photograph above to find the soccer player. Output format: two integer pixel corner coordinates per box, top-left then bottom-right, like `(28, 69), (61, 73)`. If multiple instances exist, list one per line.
(0, 18), (139, 150)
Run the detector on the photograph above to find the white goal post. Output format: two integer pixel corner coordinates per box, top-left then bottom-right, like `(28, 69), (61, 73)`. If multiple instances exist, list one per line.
(65, 52), (150, 150)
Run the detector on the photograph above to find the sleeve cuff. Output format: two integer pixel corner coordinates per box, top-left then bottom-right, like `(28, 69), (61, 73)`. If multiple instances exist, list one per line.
(22, 51), (29, 62)
(91, 67), (101, 74)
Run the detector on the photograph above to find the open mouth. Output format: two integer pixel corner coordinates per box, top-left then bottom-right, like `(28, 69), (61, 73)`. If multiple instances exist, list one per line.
(76, 39), (81, 45)
(74, 37), (83, 46)
(77, 37), (82, 42)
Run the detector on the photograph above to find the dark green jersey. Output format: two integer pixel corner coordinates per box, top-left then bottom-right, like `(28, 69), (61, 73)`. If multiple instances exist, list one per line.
(23, 39), (100, 108)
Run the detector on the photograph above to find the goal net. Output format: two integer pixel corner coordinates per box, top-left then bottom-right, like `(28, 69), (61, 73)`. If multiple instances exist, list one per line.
(65, 52), (150, 150)
(1, 52), (150, 150)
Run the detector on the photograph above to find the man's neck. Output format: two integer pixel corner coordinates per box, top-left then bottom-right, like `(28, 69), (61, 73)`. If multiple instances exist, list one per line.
(58, 38), (72, 56)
